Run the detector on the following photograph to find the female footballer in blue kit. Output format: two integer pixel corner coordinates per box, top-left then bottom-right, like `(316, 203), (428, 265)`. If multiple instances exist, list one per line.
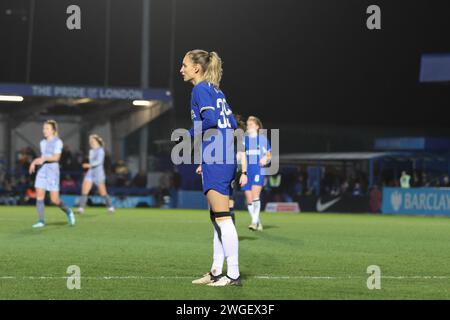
(180, 49), (244, 286)
(29, 120), (75, 228)
(76, 134), (114, 214)
(196, 114), (248, 225)
(242, 116), (271, 231)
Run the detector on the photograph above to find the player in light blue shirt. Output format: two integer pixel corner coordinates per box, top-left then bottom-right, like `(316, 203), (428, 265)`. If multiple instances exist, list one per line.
(29, 120), (75, 228)
(76, 134), (114, 214)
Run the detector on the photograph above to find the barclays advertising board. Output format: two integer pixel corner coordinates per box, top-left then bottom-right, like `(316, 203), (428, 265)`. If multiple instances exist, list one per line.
(382, 187), (450, 216)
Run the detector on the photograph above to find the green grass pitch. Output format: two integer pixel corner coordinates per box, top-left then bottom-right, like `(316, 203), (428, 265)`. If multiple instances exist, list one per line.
(1, 206), (450, 299)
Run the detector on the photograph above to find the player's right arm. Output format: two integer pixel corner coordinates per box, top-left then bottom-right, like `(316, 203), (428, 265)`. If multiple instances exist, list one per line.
(29, 160), (38, 174)
(83, 150), (92, 169)
(29, 141), (45, 174)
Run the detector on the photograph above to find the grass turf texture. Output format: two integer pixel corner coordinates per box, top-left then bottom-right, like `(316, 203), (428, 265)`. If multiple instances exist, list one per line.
(1, 206), (450, 299)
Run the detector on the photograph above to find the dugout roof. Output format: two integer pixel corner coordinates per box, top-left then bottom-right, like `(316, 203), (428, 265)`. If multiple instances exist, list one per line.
(0, 82), (172, 167)
(0, 82), (172, 134)
(0, 82), (171, 115)
(0, 83), (171, 118)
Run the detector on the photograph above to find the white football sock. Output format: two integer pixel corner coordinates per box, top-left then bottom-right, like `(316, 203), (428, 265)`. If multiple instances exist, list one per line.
(211, 228), (224, 276)
(217, 217), (240, 279)
(247, 203), (254, 223)
(253, 199), (261, 224)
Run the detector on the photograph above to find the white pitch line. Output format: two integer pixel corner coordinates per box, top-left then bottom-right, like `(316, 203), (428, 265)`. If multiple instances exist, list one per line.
(255, 276), (450, 280)
(1, 275), (449, 280)
(0, 276), (192, 280)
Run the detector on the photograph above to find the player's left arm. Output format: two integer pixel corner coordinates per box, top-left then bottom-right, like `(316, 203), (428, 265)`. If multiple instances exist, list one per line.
(89, 149), (105, 168)
(259, 136), (272, 166)
(260, 151), (272, 166)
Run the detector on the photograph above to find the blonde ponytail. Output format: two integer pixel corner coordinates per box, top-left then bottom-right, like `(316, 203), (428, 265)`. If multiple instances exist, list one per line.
(203, 51), (222, 88)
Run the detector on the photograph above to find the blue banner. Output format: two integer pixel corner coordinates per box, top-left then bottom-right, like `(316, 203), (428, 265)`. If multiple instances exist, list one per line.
(176, 190), (208, 209)
(382, 187), (450, 216)
(419, 53), (450, 82)
(60, 195), (154, 208)
(0, 83), (171, 101)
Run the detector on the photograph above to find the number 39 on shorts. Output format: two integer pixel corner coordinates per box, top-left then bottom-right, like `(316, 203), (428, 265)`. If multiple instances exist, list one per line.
(217, 98), (232, 129)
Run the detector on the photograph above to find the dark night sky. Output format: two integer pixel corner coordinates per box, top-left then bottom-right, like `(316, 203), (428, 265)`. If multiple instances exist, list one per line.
(2, 0), (450, 132)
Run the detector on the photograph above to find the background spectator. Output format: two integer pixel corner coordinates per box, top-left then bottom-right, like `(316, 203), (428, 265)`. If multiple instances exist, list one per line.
(132, 171), (148, 188)
(400, 171), (411, 188)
